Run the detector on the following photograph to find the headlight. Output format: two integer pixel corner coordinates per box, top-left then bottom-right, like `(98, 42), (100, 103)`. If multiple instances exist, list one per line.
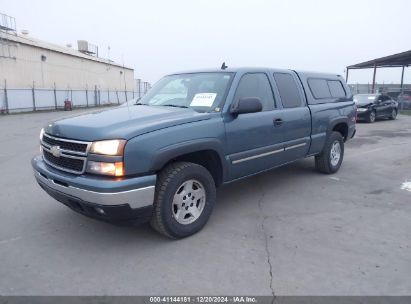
(40, 128), (45, 140)
(357, 108), (368, 112)
(87, 161), (124, 176)
(89, 139), (126, 156)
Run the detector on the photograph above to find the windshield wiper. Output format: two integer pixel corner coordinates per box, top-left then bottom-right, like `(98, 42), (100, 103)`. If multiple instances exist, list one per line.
(161, 104), (189, 108)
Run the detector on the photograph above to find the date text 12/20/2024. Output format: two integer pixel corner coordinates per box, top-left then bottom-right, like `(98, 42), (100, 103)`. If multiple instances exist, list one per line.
(149, 296), (258, 303)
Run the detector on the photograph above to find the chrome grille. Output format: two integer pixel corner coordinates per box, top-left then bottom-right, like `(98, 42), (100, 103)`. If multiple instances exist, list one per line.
(41, 133), (91, 174)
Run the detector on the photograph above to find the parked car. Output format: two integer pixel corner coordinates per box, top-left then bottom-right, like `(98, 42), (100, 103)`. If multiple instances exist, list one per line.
(397, 92), (411, 109)
(32, 68), (356, 238)
(354, 93), (398, 123)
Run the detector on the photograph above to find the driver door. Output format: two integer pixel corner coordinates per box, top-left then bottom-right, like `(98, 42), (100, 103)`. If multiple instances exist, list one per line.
(224, 73), (285, 180)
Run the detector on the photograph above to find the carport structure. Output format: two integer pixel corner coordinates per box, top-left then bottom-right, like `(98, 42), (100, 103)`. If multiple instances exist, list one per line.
(346, 50), (411, 93)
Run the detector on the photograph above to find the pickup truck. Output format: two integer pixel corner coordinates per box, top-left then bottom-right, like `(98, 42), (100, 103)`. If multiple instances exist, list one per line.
(32, 68), (356, 238)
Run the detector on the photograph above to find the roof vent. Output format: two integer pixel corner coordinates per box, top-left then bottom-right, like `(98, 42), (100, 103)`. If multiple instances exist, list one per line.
(77, 40), (98, 57)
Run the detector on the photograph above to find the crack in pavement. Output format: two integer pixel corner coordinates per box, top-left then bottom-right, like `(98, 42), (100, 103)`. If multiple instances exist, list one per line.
(256, 182), (276, 303)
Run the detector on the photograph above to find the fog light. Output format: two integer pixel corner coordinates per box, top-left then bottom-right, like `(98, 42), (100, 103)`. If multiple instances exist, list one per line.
(95, 207), (105, 215)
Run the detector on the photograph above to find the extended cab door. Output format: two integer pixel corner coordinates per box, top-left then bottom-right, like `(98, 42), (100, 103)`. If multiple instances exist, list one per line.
(224, 72), (285, 180)
(271, 71), (311, 162)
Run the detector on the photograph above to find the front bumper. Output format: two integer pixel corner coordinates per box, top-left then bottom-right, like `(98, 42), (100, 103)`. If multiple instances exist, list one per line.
(32, 155), (156, 225)
(356, 109), (370, 120)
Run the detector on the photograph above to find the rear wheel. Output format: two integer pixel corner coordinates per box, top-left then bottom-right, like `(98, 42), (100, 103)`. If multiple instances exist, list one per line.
(150, 162), (216, 239)
(389, 108), (397, 120)
(315, 131), (344, 174)
(367, 110), (376, 123)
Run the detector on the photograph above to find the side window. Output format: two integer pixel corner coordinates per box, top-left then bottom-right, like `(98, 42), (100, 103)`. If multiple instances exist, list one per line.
(273, 73), (303, 108)
(327, 80), (346, 98)
(308, 79), (331, 99)
(234, 73), (275, 111)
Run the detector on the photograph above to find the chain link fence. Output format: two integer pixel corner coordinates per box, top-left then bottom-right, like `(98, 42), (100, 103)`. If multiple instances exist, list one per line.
(0, 87), (149, 114)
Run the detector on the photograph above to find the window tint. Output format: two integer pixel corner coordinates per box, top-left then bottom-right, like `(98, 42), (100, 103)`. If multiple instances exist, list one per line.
(234, 73), (275, 111)
(273, 73), (303, 108)
(308, 79), (331, 99)
(328, 80), (346, 98)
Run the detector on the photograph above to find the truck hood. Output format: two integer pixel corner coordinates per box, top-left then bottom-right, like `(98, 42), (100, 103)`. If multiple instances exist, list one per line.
(44, 105), (211, 141)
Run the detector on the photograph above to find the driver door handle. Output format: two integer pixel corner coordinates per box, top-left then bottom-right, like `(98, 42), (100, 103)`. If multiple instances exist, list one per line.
(273, 118), (283, 127)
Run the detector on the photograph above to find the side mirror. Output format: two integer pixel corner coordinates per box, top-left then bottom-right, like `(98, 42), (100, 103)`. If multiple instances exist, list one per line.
(230, 97), (262, 115)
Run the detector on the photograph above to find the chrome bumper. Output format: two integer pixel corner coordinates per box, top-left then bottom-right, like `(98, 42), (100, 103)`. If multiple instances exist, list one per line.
(33, 164), (155, 210)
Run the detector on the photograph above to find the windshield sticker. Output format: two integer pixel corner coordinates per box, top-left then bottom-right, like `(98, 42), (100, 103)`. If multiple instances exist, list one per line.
(191, 93), (217, 107)
(368, 96), (376, 100)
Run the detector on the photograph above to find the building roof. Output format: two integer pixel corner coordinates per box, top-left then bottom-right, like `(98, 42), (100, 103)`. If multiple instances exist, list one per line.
(347, 50), (411, 69)
(2, 32), (133, 70)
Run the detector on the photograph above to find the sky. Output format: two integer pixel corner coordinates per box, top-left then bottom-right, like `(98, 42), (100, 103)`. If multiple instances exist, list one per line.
(1, 0), (410, 85)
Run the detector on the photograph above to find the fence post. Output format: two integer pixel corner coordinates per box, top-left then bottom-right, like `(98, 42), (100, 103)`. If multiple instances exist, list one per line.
(124, 90), (127, 102)
(86, 86), (89, 108)
(70, 89), (73, 108)
(116, 90), (119, 104)
(32, 81), (36, 111)
(53, 82), (57, 109)
(4, 80), (9, 114)
(94, 85), (97, 106)
(107, 89), (110, 105)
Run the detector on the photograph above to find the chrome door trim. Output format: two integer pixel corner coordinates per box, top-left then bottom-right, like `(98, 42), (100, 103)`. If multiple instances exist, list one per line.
(232, 148), (283, 164)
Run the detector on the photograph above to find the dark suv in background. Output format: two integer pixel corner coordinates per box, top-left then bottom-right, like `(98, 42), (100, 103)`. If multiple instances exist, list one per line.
(354, 93), (398, 123)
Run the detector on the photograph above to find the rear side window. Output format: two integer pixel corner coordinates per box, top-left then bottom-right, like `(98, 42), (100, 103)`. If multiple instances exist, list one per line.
(308, 79), (331, 99)
(234, 73), (275, 111)
(308, 79), (347, 100)
(328, 80), (346, 98)
(273, 73), (303, 108)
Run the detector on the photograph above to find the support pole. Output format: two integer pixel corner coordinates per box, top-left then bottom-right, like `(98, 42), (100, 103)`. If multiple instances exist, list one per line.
(400, 66), (405, 93)
(86, 85), (89, 108)
(32, 81), (36, 111)
(53, 82), (57, 110)
(345, 68), (349, 83)
(4, 80), (9, 114)
(371, 64), (377, 93)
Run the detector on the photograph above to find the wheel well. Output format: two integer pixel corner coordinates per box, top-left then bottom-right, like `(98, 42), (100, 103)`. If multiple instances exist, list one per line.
(164, 150), (223, 187)
(332, 123), (348, 141)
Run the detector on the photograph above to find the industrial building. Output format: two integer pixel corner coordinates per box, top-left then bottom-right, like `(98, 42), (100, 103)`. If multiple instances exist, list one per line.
(0, 13), (150, 113)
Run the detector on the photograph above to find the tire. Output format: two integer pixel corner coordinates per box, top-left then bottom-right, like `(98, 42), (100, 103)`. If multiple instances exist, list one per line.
(389, 108), (397, 120)
(315, 131), (344, 174)
(366, 110), (376, 123)
(150, 161), (216, 239)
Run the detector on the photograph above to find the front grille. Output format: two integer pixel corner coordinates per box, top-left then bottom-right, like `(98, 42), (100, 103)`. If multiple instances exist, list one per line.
(43, 150), (85, 173)
(42, 134), (88, 153)
(41, 134), (90, 174)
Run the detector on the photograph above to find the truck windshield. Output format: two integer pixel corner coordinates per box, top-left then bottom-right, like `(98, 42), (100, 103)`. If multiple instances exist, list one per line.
(137, 72), (233, 112)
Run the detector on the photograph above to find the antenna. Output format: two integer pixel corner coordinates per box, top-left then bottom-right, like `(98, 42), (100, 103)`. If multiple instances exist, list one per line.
(221, 62), (228, 70)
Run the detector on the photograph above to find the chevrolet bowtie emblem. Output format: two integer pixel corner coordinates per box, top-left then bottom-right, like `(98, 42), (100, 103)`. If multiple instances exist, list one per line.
(50, 145), (62, 158)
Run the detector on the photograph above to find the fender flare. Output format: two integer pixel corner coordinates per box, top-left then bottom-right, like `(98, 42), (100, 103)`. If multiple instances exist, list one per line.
(150, 138), (228, 181)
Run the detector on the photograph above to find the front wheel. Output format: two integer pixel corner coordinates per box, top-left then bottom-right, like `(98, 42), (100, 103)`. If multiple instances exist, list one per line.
(367, 110), (376, 123)
(389, 108), (397, 120)
(315, 131), (344, 174)
(150, 162), (216, 239)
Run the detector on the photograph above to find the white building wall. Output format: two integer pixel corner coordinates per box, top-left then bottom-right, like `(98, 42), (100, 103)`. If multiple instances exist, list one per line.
(0, 39), (134, 91)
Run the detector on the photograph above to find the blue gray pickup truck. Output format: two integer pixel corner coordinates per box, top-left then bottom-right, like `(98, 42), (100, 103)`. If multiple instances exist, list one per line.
(32, 68), (356, 238)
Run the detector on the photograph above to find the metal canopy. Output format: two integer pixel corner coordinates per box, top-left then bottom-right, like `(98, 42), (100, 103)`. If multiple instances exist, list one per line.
(346, 50), (410, 93)
(347, 50), (411, 69)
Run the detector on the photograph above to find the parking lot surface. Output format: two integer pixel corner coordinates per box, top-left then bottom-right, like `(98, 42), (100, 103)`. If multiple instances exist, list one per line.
(0, 109), (410, 295)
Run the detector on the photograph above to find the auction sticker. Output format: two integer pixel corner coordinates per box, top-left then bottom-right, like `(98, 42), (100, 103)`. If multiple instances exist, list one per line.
(191, 93), (217, 107)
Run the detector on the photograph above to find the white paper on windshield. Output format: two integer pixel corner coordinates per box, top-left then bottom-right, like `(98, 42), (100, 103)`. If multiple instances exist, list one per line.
(368, 96), (376, 100)
(191, 93), (217, 107)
